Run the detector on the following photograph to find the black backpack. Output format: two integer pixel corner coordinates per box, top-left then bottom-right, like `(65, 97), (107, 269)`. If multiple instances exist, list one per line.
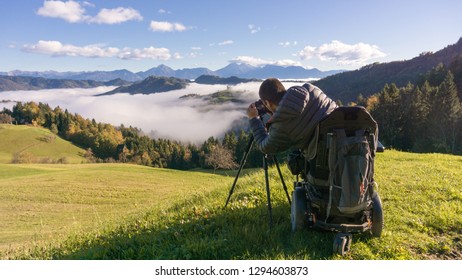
(309, 106), (378, 218)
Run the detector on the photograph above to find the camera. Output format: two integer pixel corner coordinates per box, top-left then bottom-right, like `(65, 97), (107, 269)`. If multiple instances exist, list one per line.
(254, 100), (271, 116)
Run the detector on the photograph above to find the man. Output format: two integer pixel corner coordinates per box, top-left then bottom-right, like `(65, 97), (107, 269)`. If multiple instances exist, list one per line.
(247, 78), (337, 160)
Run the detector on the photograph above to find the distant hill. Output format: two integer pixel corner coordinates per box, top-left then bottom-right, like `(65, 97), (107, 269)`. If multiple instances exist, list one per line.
(194, 75), (260, 85)
(99, 76), (189, 95)
(0, 75), (129, 91)
(0, 124), (86, 164)
(179, 88), (249, 107)
(314, 37), (462, 103)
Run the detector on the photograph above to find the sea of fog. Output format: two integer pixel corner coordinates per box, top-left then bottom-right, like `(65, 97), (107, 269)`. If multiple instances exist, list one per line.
(1, 81), (303, 143)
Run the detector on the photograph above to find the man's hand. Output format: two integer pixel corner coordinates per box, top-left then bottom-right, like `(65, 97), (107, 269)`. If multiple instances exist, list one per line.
(247, 103), (259, 119)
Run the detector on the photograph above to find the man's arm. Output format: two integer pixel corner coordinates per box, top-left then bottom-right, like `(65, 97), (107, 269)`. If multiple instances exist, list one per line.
(249, 118), (292, 155)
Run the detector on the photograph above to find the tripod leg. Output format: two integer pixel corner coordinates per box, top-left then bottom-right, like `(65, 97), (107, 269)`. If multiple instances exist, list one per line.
(273, 155), (291, 206)
(224, 136), (254, 208)
(263, 155), (273, 228)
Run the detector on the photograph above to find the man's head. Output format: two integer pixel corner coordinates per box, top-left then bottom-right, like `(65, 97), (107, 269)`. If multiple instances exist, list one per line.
(259, 78), (286, 111)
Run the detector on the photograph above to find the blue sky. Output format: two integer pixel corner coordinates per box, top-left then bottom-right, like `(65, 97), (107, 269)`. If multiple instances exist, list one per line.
(1, 0), (461, 72)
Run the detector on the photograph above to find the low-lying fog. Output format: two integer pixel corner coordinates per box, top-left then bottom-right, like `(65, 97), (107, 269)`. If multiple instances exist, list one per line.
(1, 81), (303, 143)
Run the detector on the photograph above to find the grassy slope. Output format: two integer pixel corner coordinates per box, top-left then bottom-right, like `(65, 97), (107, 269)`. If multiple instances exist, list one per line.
(0, 163), (231, 258)
(0, 124), (86, 164)
(1, 150), (461, 260)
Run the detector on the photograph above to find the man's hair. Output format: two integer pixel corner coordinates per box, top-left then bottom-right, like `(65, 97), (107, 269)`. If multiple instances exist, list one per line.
(259, 78), (286, 105)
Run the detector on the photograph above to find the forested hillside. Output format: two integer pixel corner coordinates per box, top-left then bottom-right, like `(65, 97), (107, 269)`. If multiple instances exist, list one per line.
(314, 38), (462, 103)
(362, 63), (461, 154)
(100, 76), (188, 95)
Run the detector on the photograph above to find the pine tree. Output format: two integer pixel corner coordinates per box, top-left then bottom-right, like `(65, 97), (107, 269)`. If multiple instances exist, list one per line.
(222, 131), (238, 160)
(449, 55), (462, 100)
(433, 71), (461, 153)
(411, 81), (434, 152)
(371, 83), (402, 148)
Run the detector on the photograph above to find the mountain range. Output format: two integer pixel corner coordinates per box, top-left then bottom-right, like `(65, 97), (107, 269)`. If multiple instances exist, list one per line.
(1, 63), (343, 82)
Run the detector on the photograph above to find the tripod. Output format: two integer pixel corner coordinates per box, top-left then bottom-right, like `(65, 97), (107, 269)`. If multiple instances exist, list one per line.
(224, 134), (291, 228)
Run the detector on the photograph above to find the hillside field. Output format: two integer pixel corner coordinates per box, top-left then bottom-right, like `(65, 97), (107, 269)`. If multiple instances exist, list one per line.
(1, 148), (461, 260)
(0, 124), (86, 164)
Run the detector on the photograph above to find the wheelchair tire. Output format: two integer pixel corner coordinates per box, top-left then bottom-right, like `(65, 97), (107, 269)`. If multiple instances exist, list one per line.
(291, 187), (308, 232)
(371, 193), (384, 237)
(333, 233), (352, 255)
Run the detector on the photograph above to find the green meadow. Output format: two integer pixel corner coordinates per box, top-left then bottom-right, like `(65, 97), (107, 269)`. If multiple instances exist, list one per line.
(0, 124), (86, 164)
(0, 125), (461, 259)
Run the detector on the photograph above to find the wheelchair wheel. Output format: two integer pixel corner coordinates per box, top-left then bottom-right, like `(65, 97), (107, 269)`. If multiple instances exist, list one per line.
(371, 193), (384, 237)
(291, 187), (308, 232)
(333, 233), (352, 255)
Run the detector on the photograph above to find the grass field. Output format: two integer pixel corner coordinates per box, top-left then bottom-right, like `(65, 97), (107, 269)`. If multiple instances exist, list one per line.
(0, 124), (86, 164)
(1, 149), (461, 260)
(0, 163), (231, 256)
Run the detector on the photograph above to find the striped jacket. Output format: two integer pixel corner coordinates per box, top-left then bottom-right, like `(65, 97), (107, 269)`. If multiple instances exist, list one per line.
(249, 83), (337, 159)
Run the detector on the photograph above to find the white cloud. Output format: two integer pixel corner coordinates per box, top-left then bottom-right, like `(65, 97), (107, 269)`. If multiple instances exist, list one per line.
(22, 40), (113, 57)
(90, 7), (143, 24)
(149, 21), (187, 32)
(279, 41), (298, 47)
(218, 40), (234, 46)
(273, 59), (302, 67)
(36, 0), (142, 24)
(248, 24), (260, 34)
(298, 40), (386, 66)
(209, 40), (234, 47)
(230, 56), (270, 66)
(188, 47), (202, 58)
(82, 1), (95, 7)
(37, 0), (88, 23)
(22, 40), (172, 61)
(2, 81), (304, 143)
(117, 46), (171, 60)
(230, 56), (302, 67)
(0, 84), (255, 143)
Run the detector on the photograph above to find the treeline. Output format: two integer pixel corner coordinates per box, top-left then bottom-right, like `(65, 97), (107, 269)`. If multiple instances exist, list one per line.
(1, 102), (265, 169)
(358, 63), (462, 154)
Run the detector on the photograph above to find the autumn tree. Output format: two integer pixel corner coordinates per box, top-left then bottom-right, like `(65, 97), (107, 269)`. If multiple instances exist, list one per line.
(205, 144), (238, 171)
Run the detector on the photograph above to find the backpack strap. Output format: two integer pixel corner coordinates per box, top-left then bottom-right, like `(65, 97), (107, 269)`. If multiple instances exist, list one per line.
(326, 129), (345, 221)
